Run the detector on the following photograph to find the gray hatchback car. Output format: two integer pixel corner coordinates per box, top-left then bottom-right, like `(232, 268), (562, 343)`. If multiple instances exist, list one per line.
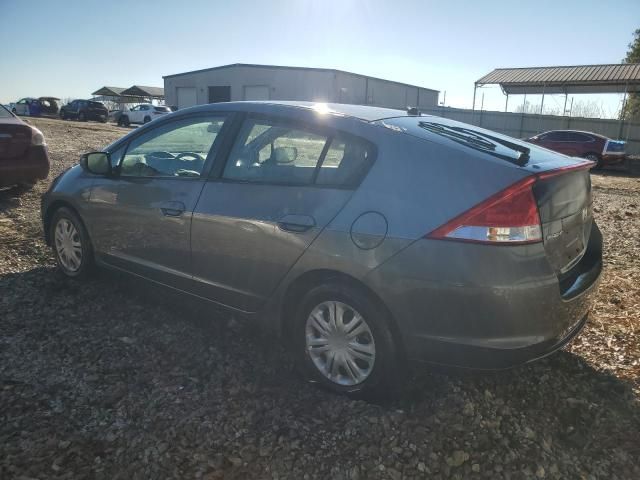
(42, 101), (602, 396)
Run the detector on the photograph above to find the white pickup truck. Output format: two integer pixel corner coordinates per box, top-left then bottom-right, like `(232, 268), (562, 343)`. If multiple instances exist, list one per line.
(117, 104), (171, 127)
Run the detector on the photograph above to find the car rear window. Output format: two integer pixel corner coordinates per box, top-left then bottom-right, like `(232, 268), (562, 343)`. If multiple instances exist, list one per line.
(377, 116), (531, 166)
(89, 101), (105, 108)
(155, 106), (171, 113)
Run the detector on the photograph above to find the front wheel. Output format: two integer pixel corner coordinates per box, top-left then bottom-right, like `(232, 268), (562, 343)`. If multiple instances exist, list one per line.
(50, 207), (94, 279)
(143, 115), (151, 124)
(293, 282), (400, 397)
(584, 152), (602, 169)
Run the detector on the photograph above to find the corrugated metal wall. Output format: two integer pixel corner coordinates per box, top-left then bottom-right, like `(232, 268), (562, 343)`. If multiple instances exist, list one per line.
(164, 65), (438, 111)
(422, 107), (640, 154)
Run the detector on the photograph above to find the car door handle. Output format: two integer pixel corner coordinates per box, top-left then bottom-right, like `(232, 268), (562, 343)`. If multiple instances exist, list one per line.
(160, 201), (186, 217)
(278, 214), (316, 233)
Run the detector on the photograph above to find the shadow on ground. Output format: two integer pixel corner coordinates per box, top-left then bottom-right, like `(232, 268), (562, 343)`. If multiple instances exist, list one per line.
(1, 266), (639, 479)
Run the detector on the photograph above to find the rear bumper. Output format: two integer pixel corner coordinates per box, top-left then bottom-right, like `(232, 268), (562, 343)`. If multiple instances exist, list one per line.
(364, 224), (602, 369)
(0, 145), (50, 187)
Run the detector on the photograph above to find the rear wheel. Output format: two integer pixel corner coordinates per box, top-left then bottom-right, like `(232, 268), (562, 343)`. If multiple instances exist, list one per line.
(143, 115), (151, 124)
(50, 207), (94, 279)
(78, 111), (86, 122)
(293, 282), (400, 397)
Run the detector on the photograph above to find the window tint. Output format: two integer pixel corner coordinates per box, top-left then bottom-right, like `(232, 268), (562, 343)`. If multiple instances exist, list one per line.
(223, 119), (328, 184)
(541, 131), (567, 141)
(316, 136), (373, 187)
(120, 116), (226, 178)
(566, 132), (593, 142)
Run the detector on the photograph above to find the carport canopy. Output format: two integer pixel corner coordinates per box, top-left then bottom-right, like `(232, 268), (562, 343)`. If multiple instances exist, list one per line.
(120, 85), (164, 99)
(91, 86), (127, 96)
(476, 63), (640, 94)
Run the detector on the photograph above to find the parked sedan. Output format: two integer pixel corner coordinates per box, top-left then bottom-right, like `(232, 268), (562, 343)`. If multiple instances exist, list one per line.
(12, 97), (36, 115)
(0, 104), (49, 188)
(525, 130), (626, 168)
(60, 100), (108, 122)
(117, 104), (171, 126)
(41, 102), (601, 396)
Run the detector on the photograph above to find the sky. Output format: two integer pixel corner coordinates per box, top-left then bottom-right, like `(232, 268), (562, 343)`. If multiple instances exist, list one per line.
(1, 0), (639, 115)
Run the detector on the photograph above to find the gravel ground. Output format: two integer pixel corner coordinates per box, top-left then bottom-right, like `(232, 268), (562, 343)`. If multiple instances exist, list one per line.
(1, 117), (639, 480)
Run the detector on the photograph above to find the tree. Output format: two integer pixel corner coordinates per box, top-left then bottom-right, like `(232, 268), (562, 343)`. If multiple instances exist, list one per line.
(622, 29), (640, 120)
(514, 101), (560, 116)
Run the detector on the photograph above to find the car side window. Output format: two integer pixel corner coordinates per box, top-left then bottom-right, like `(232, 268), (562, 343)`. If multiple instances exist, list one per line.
(141, 105), (149, 111)
(222, 118), (328, 184)
(568, 132), (592, 142)
(119, 116), (226, 178)
(316, 135), (374, 187)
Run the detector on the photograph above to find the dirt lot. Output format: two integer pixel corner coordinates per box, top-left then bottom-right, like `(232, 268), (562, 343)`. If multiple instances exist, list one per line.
(1, 117), (639, 479)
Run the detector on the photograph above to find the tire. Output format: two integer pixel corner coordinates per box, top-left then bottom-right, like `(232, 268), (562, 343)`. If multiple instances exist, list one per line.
(11, 108), (16, 113)
(50, 207), (94, 279)
(120, 115), (130, 127)
(60, 111), (67, 120)
(292, 281), (400, 398)
(143, 116), (151, 124)
(78, 111), (86, 122)
(583, 152), (602, 169)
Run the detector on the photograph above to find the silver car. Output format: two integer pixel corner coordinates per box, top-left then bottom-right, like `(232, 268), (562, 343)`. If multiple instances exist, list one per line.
(42, 102), (602, 396)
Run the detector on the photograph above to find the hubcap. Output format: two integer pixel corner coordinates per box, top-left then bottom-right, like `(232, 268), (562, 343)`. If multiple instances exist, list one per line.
(54, 218), (83, 272)
(305, 301), (375, 386)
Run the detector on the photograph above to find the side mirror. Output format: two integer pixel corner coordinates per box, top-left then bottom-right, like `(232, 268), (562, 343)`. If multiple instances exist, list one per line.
(81, 152), (112, 175)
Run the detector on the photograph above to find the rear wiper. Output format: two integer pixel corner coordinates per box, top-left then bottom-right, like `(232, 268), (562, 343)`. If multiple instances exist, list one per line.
(418, 121), (530, 166)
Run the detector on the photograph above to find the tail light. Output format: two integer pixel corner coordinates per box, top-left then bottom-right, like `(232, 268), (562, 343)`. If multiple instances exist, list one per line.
(427, 177), (541, 244)
(427, 162), (592, 245)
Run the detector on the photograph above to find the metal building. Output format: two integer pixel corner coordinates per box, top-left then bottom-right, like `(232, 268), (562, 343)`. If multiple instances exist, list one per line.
(163, 63), (439, 110)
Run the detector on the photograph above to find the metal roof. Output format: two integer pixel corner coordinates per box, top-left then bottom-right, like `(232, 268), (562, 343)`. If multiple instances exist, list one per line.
(476, 64), (640, 94)
(120, 85), (165, 98)
(163, 63), (439, 93)
(91, 86), (126, 96)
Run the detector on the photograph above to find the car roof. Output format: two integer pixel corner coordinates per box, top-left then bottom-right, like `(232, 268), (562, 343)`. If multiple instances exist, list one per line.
(191, 101), (412, 122)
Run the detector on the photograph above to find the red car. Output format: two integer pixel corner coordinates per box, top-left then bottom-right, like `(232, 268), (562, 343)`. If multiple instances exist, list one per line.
(525, 130), (626, 168)
(0, 104), (50, 188)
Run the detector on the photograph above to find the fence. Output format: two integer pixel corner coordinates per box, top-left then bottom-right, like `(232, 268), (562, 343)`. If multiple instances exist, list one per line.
(421, 107), (640, 155)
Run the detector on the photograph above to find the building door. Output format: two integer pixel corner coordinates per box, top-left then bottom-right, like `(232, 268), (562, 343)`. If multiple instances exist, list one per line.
(208, 86), (231, 103)
(244, 85), (270, 101)
(176, 87), (197, 109)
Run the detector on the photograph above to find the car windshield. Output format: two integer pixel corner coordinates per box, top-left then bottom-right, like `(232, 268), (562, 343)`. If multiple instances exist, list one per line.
(0, 105), (13, 118)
